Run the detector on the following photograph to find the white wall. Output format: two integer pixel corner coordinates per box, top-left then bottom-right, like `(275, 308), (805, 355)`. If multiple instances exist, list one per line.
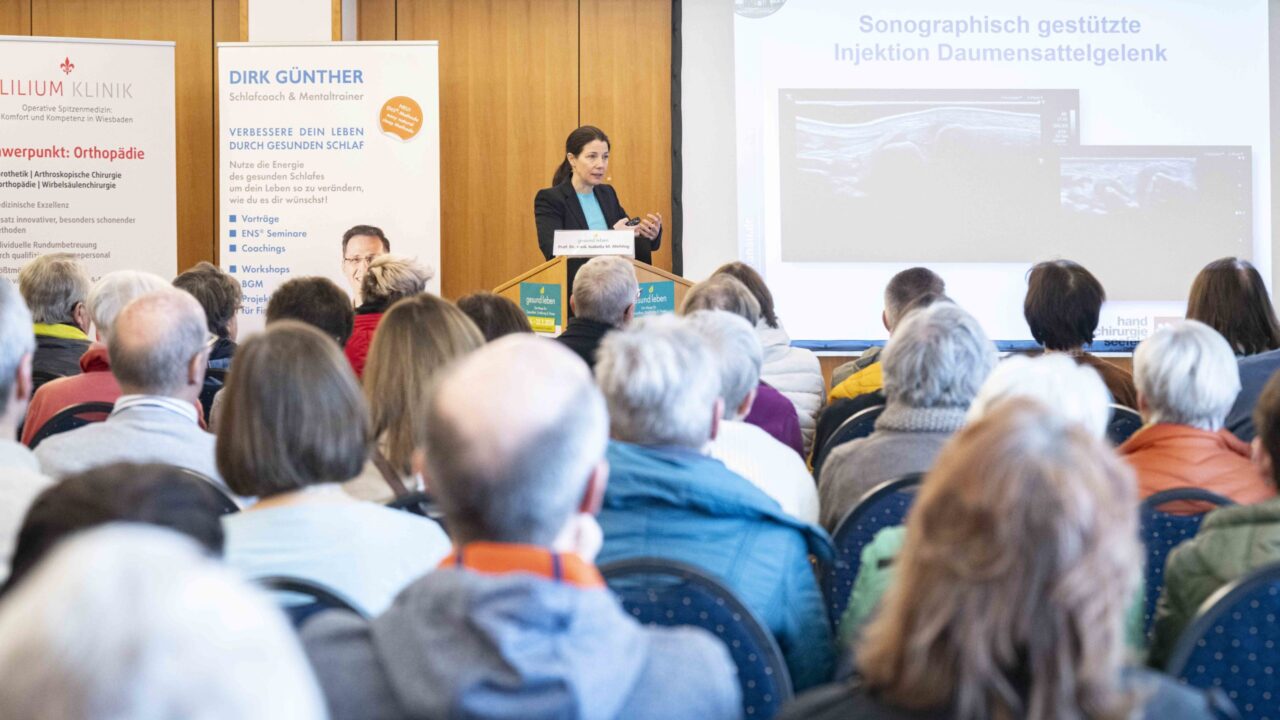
(248, 0), (332, 42)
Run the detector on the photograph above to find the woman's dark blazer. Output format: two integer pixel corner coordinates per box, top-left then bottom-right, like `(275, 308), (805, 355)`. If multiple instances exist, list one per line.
(534, 181), (661, 264)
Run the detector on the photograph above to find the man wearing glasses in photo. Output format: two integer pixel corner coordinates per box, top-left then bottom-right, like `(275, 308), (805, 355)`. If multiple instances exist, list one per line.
(341, 225), (391, 306)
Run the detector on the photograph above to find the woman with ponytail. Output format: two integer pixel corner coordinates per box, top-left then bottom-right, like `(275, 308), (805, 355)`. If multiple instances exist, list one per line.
(534, 126), (663, 263)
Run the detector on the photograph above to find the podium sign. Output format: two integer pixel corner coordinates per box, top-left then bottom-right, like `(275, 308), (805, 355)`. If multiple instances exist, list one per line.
(553, 230), (635, 257)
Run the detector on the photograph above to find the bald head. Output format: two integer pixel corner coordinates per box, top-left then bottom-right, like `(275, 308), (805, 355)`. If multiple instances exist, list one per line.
(423, 335), (608, 545)
(109, 289), (208, 398)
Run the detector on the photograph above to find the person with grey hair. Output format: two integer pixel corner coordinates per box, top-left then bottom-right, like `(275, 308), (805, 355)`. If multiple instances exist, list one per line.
(1120, 319), (1272, 510)
(818, 301), (998, 529)
(34, 289), (231, 499)
(556, 255), (638, 369)
(20, 271), (173, 446)
(595, 315), (835, 691)
(688, 310), (819, 523)
(302, 335), (741, 720)
(346, 254), (433, 377)
(17, 253), (92, 389)
(0, 525), (326, 720)
(0, 279), (51, 578)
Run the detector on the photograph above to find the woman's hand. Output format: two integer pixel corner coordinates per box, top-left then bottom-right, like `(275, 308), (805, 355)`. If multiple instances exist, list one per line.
(634, 213), (662, 240)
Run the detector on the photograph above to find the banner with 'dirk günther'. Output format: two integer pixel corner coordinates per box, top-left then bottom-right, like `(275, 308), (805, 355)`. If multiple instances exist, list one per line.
(217, 42), (441, 333)
(0, 36), (177, 282)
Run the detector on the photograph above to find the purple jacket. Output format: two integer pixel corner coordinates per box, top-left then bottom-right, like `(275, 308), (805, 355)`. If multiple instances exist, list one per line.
(745, 381), (804, 457)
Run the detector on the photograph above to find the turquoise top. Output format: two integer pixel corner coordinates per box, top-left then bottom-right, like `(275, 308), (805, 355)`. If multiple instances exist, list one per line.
(576, 191), (608, 230)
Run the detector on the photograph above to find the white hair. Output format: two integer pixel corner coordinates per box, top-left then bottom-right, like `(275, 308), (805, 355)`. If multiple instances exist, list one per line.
(1134, 320), (1241, 431)
(87, 270), (170, 343)
(573, 256), (638, 325)
(17, 253), (89, 324)
(0, 279), (34, 417)
(684, 310), (762, 419)
(967, 354), (1112, 439)
(0, 524), (326, 720)
(881, 302), (998, 408)
(595, 314), (720, 448)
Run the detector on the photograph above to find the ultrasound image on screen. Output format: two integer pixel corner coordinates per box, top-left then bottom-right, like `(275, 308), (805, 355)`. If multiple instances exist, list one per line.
(1055, 147), (1252, 301)
(780, 89), (1079, 262)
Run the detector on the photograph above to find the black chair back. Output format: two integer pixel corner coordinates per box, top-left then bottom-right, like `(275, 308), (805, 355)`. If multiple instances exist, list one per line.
(170, 467), (240, 515)
(1166, 560), (1280, 718)
(812, 404), (885, 479)
(601, 557), (792, 720)
(29, 401), (114, 449)
(256, 575), (371, 628)
(31, 368), (61, 394)
(823, 473), (923, 627)
(1107, 404), (1143, 446)
(199, 368), (228, 425)
(386, 491), (444, 521)
(1139, 488), (1235, 635)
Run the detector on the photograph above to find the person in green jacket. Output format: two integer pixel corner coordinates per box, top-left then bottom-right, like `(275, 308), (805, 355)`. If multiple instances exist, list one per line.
(1148, 370), (1280, 668)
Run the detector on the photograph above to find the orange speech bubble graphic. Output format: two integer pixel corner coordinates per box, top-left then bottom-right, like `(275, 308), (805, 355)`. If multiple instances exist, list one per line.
(379, 96), (423, 141)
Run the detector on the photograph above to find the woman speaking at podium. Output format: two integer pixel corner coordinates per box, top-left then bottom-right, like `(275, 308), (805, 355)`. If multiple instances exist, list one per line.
(534, 126), (663, 264)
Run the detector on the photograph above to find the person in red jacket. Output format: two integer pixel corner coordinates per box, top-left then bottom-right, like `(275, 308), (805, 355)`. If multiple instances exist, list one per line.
(344, 255), (433, 378)
(1120, 319), (1275, 513)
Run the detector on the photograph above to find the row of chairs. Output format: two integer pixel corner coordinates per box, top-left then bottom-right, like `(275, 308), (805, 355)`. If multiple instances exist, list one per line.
(812, 403), (1145, 479)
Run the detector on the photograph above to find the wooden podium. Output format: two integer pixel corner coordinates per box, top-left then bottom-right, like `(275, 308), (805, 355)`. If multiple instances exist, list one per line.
(494, 257), (694, 334)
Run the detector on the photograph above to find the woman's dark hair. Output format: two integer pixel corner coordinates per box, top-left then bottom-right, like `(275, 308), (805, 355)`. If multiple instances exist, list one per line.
(5, 463), (227, 593)
(1253, 371), (1280, 488)
(1187, 257), (1280, 356)
(552, 126), (610, 187)
(712, 261), (778, 328)
(266, 276), (355, 347)
(1024, 260), (1105, 351)
(173, 262), (242, 339)
(456, 291), (532, 341)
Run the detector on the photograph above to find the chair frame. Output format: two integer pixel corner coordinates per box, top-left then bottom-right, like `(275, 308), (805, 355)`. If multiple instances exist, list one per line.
(1165, 560), (1280, 675)
(599, 556), (794, 711)
(255, 575), (371, 620)
(170, 467), (241, 515)
(1106, 403), (1143, 445)
(1138, 487), (1235, 634)
(1140, 487), (1235, 515)
(813, 404), (885, 478)
(28, 401), (115, 449)
(823, 473), (924, 625)
(386, 491), (444, 520)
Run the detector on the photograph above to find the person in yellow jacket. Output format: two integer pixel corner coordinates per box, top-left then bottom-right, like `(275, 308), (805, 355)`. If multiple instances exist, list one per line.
(828, 268), (945, 402)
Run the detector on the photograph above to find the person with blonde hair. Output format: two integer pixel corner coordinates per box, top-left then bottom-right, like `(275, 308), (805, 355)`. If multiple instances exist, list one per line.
(781, 399), (1229, 720)
(219, 321), (449, 616)
(345, 294), (485, 502)
(344, 254), (433, 377)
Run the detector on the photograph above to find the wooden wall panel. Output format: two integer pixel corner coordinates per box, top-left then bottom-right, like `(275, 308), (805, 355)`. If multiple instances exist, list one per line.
(31, 0), (216, 273)
(0, 0), (30, 35)
(358, 0), (395, 40)
(580, 0), (673, 273)
(397, 0), (579, 299)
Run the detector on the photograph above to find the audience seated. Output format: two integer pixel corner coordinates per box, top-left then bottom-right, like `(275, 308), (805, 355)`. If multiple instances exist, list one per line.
(34, 289), (229, 494)
(714, 261), (824, 454)
(1024, 259), (1139, 408)
(593, 315), (834, 690)
(556, 255), (637, 369)
(0, 525), (326, 720)
(345, 294), (484, 502)
(828, 266), (945, 397)
(345, 255), (432, 377)
(1148, 369), (1280, 667)
(1119, 320), (1273, 511)
(782, 399), (1230, 720)
(173, 262), (241, 423)
(684, 274), (805, 455)
(17, 253), (92, 389)
(0, 280), (50, 579)
(456, 290), (532, 340)
(3, 462), (227, 592)
(687, 309), (819, 523)
(21, 271), (175, 446)
(217, 321), (449, 616)
(819, 302), (996, 529)
(839, 354), (1113, 638)
(209, 275), (355, 430)
(302, 335), (741, 720)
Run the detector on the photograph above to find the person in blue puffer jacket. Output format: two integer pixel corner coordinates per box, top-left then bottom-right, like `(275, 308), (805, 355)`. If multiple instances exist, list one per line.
(594, 314), (836, 691)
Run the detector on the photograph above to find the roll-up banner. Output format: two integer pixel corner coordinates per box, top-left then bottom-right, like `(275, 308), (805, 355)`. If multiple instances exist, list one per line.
(0, 36), (177, 281)
(217, 41), (441, 331)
